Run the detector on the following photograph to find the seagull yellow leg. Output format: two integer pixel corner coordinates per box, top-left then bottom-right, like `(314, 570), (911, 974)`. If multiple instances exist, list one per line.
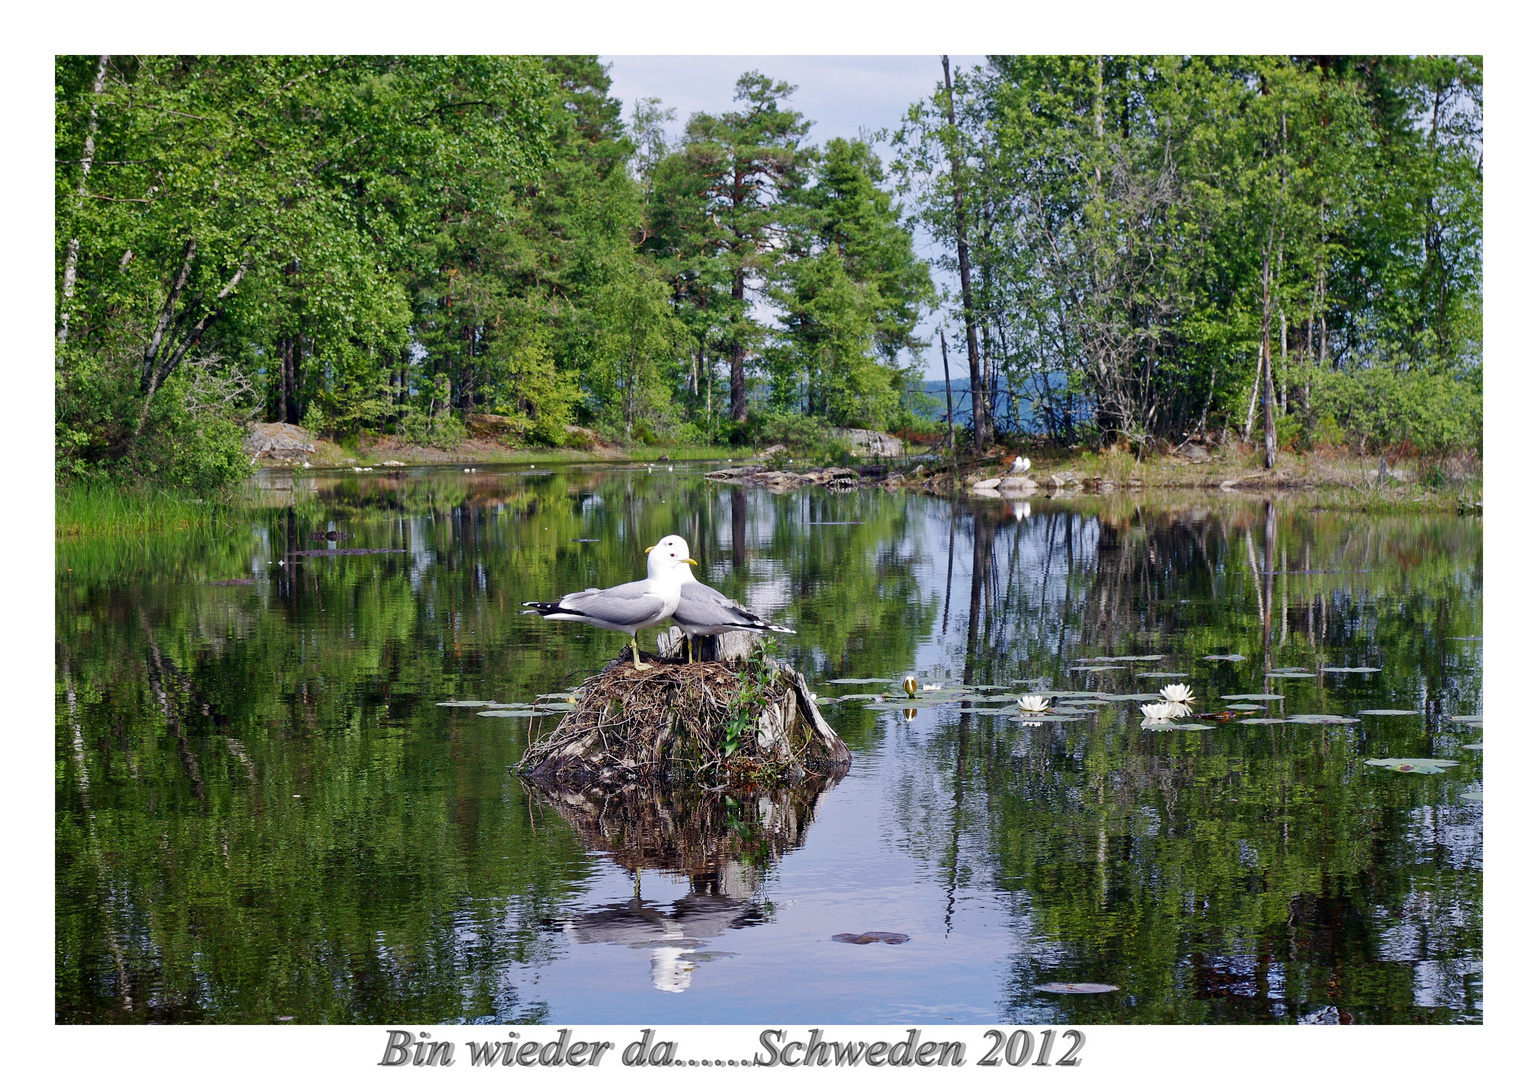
(630, 635), (652, 672)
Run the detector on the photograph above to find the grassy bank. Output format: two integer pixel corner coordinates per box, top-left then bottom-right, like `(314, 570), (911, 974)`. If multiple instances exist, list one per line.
(55, 483), (254, 540)
(910, 442), (1483, 514)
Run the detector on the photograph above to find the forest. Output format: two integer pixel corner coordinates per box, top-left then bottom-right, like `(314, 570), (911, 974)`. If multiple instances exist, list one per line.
(54, 55), (1482, 490)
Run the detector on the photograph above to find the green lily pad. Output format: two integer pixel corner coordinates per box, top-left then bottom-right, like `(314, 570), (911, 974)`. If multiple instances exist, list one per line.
(1270, 666), (1310, 672)
(1203, 654), (1247, 662)
(1069, 665), (1122, 672)
(1137, 672), (1191, 679)
(1226, 703), (1263, 712)
(1145, 722), (1216, 731)
(478, 709), (544, 718)
(953, 707), (1012, 715)
(1223, 693), (1285, 701)
(1450, 715), (1483, 723)
(1287, 715), (1360, 725)
(1035, 982), (1120, 994)
(438, 700), (503, 707)
(829, 678), (895, 685)
(1266, 671), (1318, 679)
(1364, 757), (1460, 774)
(1087, 655), (1163, 662)
(1320, 666), (1381, 674)
(1239, 716), (1287, 725)
(1357, 709), (1420, 716)
(1463, 743), (1482, 751)
(1459, 786), (1483, 803)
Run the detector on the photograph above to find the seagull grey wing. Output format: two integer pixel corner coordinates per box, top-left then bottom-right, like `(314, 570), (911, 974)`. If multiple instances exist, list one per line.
(675, 581), (796, 635)
(553, 579), (670, 632)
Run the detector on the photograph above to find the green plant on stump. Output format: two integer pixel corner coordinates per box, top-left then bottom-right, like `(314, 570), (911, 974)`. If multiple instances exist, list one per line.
(725, 646), (776, 758)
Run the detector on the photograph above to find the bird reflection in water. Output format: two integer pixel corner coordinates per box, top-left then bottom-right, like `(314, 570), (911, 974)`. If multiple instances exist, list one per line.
(529, 777), (838, 993)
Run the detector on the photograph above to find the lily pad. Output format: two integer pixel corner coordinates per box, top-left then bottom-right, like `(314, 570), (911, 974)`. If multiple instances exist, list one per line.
(1266, 671), (1318, 679)
(1034, 982), (1120, 994)
(1239, 716), (1288, 725)
(438, 700), (504, 708)
(1357, 709), (1420, 716)
(1203, 654), (1247, 662)
(1069, 665), (1122, 672)
(952, 707), (1013, 715)
(1450, 715), (1483, 724)
(1103, 692), (1164, 702)
(1137, 671), (1191, 679)
(1287, 715), (1360, 725)
(1223, 693), (1285, 701)
(1364, 757), (1460, 774)
(1320, 666), (1381, 674)
(1087, 655), (1163, 662)
(1459, 786), (1483, 803)
(1463, 743), (1482, 751)
(1226, 703), (1264, 712)
(832, 931), (909, 945)
(830, 678), (896, 685)
(478, 709), (545, 718)
(1270, 666), (1310, 672)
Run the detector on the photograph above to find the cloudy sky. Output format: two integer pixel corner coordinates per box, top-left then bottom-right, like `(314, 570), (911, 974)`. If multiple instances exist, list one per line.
(602, 55), (988, 381)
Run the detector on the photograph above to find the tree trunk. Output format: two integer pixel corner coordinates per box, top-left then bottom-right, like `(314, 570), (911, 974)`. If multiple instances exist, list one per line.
(729, 270), (747, 422)
(940, 328), (956, 461)
(942, 56), (989, 452)
(1261, 242), (1278, 469)
(58, 54), (110, 349)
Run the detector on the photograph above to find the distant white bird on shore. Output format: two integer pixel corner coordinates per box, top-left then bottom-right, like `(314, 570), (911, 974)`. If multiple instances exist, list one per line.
(1008, 454), (1031, 474)
(524, 535), (697, 671)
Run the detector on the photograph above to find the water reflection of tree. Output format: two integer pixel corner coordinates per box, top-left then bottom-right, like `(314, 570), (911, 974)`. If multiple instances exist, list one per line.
(890, 496), (1481, 1023)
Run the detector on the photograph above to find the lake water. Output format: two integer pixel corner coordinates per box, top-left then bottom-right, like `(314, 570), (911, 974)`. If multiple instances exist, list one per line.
(55, 463), (1482, 1025)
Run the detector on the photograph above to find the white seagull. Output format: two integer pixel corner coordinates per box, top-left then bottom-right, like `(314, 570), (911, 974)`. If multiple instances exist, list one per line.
(662, 554), (796, 663)
(523, 535), (697, 671)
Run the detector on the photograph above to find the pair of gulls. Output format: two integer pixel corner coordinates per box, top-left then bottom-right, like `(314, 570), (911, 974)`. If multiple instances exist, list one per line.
(523, 535), (793, 670)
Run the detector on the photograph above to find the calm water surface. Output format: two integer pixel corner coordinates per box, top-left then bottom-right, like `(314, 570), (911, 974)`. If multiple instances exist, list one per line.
(56, 464), (1482, 1024)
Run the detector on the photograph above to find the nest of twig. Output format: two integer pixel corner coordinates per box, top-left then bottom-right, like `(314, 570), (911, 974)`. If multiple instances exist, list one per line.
(519, 651), (848, 791)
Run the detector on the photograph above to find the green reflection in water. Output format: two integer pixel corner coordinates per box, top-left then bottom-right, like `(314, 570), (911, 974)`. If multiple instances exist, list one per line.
(56, 467), (1480, 1024)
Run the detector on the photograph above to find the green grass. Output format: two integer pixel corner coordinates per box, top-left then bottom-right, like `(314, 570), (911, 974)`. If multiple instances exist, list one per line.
(56, 482), (242, 539)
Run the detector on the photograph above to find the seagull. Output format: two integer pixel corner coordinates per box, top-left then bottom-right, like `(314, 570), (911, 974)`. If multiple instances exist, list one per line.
(523, 535), (697, 671)
(1007, 453), (1031, 474)
(661, 555), (796, 663)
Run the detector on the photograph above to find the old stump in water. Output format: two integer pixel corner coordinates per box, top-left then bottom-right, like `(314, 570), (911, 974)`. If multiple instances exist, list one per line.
(520, 640), (849, 791)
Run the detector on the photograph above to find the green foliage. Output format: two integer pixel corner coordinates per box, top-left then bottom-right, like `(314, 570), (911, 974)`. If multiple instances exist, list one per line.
(893, 55), (1482, 449)
(1309, 366), (1482, 453)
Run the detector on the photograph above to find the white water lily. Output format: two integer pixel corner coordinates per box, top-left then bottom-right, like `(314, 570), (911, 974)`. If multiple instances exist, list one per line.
(903, 677), (918, 698)
(1018, 695), (1050, 713)
(1160, 683), (1196, 706)
(1140, 702), (1178, 722)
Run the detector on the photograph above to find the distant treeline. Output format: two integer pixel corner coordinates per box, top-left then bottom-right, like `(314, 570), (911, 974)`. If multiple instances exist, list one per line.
(55, 55), (1480, 489)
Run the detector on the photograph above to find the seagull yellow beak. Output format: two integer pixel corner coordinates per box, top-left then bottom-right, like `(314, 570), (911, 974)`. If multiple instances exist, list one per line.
(645, 545), (655, 553)
(684, 558), (698, 565)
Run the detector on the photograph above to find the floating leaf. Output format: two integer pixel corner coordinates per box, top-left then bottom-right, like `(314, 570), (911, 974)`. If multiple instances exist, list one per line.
(1270, 666), (1310, 672)
(1137, 671), (1191, 679)
(1166, 723), (1216, 731)
(1087, 655), (1162, 662)
(1287, 715), (1360, 725)
(1238, 717), (1288, 725)
(1034, 982), (1119, 994)
(1463, 743), (1482, 751)
(1226, 703), (1264, 712)
(1459, 786), (1483, 803)
(1103, 692), (1164, 702)
(1357, 709), (1420, 716)
(832, 931), (909, 945)
(1449, 715), (1483, 724)
(438, 700), (503, 708)
(1320, 666), (1381, 674)
(478, 709), (544, 718)
(1266, 671), (1318, 679)
(1069, 665), (1122, 672)
(829, 678), (895, 685)
(1203, 654), (1247, 662)
(1364, 757), (1460, 774)
(1223, 693), (1285, 701)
